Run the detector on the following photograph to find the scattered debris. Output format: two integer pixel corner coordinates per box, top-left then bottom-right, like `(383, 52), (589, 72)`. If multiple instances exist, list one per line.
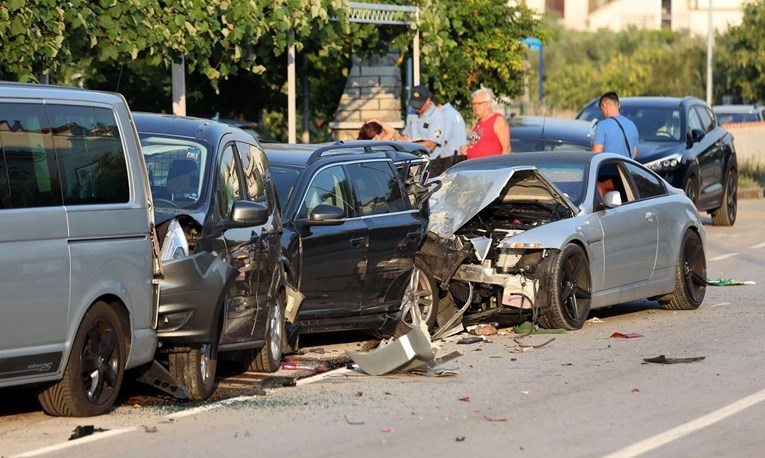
(483, 416), (508, 422)
(521, 390), (533, 395)
(643, 355), (706, 364)
(586, 317), (604, 323)
(458, 396), (471, 402)
(69, 425), (108, 440)
(514, 337), (555, 349)
(706, 278), (756, 286)
(347, 305), (460, 375)
(457, 336), (485, 345)
(474, 323), (498, 336)
(456, 436), (466, 442)
(344, 415), (365, 425)
(710, 302), (731, 308)
(610, 332), (643, 339)
(381, 427), (392, 433)
(260, 376), (295, 389)
(513, 321), (566, 335)
(143, 426), (158, 433)
(632, 388), (640, 393)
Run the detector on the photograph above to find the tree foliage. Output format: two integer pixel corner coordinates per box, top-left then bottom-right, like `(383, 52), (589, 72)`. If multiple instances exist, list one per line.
(715, 0), (765, 103)
(541, 26), (706, 111)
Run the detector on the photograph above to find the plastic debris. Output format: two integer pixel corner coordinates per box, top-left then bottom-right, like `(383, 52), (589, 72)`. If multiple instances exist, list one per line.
(631, 388), (640, 393)
(643, 355), (705, 364)
(610, 332), (643, 339)
(456, 436), (466, 442)
(457, 336), (485, 345)
(483, 416), (508, 422)
(586, 317), (604, 323)
(381, 427), (392, 433)
(706, 278), (756, 286)
(513, 321), (566, 335)
(459, 396), (471, 402)
(344, 415), (365, 425)
(69, 425), (108, 440)
(143, 426), (158, 433)
(474, 323), (498, 336)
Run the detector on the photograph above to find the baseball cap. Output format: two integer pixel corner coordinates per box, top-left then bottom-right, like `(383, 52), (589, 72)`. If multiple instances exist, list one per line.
(408, 85), (431, 109)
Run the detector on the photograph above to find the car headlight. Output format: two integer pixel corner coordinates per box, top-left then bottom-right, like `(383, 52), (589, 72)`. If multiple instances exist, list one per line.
(644, 153), (682, 173)
(160, 219), (189, 262)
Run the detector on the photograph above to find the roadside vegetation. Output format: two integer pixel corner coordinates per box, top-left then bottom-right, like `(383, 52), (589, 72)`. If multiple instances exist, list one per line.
(739, 158), (765, 189)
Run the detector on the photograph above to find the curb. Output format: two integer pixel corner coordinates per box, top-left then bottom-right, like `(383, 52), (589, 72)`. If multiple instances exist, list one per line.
(739, 188), (764, 200)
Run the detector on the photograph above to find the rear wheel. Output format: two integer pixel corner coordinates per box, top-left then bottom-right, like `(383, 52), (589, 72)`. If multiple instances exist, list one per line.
(392, 258), (439, 338)
(168, 318), (220, 401)
(660, 230), (706, 310)
(539, 244), (592, 330)
(711, 169), (737, 226)
(38, 301), (125, 417)
(248, 290), (286, 373)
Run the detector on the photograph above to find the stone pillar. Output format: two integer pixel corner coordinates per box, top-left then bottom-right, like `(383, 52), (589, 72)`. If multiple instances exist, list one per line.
(330, 53), (404, 141)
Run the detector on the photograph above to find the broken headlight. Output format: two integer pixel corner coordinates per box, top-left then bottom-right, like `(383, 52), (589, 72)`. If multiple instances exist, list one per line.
(160, 219), (189, 262)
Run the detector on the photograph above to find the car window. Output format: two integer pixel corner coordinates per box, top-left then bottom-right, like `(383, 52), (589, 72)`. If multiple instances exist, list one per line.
(346, 161), (405, 216)
(688, 108), (703, 133)
(140, 134), (207, 209)
(621, 107), (682, 142)
(236, 141), (273, 209)
(535, 163), (587, 206)
(271, 165), (300, 211)
(695, 106), (715, 133)
(217, 144), (242, 219)
(623, 162), (666, 200)
(595, 161), (635, 205)
(301, 165), (354, 218)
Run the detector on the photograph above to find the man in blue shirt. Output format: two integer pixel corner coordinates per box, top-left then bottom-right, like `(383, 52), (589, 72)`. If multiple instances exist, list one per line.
(401, 85), (445, 158)
(592, 92), (639, 159)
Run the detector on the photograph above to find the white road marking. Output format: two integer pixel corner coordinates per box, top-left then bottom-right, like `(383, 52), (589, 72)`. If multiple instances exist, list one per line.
(12, 427), (137, 458)
(709, 253), (738, 261)
(710, 302), (731, 308)
(752, 241), (765, 249)
(166, 395), (255, 419)
(603, 387), (765, 458)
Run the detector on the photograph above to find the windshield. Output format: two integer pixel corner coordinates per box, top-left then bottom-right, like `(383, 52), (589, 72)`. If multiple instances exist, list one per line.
(270, 165), (301, 211)
(140, 134), (209, 210)
(534, 163), (587, 206)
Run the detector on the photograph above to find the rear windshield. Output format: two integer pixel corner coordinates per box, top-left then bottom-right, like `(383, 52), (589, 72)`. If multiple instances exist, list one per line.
(270, 165), (301, 211)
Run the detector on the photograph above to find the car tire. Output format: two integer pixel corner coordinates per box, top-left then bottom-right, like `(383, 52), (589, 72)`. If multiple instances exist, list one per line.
(660, 229), (706, 310)
(539, 244), (592, 331)
(711, 169), (737, 226)
(37, 301), (125, 417)
(392, 257), (439, 338)
(168, 317), (220, 402)
(248, 289), (286, 373)
(684, 175), (699, 206)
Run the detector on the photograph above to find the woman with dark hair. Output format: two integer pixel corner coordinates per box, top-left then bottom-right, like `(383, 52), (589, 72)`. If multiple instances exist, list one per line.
(357, 119), (398, 140)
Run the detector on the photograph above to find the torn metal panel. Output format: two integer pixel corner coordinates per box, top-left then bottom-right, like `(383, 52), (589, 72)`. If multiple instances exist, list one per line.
(284, 282), (305, 324)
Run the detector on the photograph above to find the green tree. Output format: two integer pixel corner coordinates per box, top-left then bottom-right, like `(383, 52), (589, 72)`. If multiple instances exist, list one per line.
(715, 0), (765, 103)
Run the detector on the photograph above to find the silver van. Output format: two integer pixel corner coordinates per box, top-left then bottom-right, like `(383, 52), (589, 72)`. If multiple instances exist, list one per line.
(0, 82), (159, 416)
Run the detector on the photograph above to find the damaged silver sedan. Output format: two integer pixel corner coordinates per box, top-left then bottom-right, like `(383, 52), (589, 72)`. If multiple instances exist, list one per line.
(418, 152), (707, 331)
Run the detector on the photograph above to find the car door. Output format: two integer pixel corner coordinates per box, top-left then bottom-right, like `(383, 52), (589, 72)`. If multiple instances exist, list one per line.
(345, 160), (426, 314)
(217, 142), (262, 344)
(296, 164), (366, 319)
(689, 105), (725, 208)
(237, 141), (281, 338)
(596, 160), (658, 290)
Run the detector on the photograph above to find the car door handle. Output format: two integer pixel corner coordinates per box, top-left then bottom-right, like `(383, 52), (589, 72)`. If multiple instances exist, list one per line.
(644, 211), (654, 222)
(350, 236), (366, 248)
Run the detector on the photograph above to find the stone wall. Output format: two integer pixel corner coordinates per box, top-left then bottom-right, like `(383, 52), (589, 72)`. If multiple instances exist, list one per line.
(329, 53), (404, 141)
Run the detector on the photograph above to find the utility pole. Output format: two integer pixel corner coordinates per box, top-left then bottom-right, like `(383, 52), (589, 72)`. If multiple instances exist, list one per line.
(706, 0), (714, 105)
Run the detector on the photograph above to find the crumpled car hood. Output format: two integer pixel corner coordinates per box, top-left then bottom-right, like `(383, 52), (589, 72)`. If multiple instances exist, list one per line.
(428, 167), (577, 238)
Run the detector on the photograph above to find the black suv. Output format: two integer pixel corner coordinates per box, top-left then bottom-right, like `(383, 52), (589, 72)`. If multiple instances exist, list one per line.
(265, 141), (438, 341)
(577, 96), (738, 225)
(135, 113), (288, 401)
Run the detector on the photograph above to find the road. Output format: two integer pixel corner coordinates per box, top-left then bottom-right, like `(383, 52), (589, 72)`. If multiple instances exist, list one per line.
(2, 198), (764, 458)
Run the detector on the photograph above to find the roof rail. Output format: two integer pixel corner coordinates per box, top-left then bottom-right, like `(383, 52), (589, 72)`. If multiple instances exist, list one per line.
(306, 140), (430, 165)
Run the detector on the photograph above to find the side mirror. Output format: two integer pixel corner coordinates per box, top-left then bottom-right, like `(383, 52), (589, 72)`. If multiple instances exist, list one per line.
(230, 200), (269, 226)
(688, 128), (706, 145)
(603, 190), (622, 208)
(307, 203), (345, 226)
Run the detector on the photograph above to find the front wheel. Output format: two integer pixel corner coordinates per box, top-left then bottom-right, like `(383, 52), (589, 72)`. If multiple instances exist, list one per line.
(711, 169), (737, 226)
(392, 258), (439, 338)
(247, 290), (286, 373)
(660, 230), (706, 310)
(539, 244), (592, 330)
(38, 301), (126, 417)
(684, 175), (698, 206)
(168, 341), (219, 402)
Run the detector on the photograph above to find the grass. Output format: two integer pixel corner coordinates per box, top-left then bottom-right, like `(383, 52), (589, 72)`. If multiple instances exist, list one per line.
(739, 157), (765, 189)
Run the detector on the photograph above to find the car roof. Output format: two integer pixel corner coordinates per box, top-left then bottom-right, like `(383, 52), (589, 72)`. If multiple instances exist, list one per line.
(450, 151), (599, 171)
(133, 112), (250, 142)
(712, 104), (761, 113)
(265, 141), (428, 168)
(509, 116), (593, 142)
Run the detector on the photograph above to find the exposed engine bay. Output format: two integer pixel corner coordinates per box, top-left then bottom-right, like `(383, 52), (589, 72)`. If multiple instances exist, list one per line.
(421, 167), (577, 326)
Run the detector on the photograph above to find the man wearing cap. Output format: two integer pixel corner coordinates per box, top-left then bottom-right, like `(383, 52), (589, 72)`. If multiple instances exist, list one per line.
(399, 84), (445, 159)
